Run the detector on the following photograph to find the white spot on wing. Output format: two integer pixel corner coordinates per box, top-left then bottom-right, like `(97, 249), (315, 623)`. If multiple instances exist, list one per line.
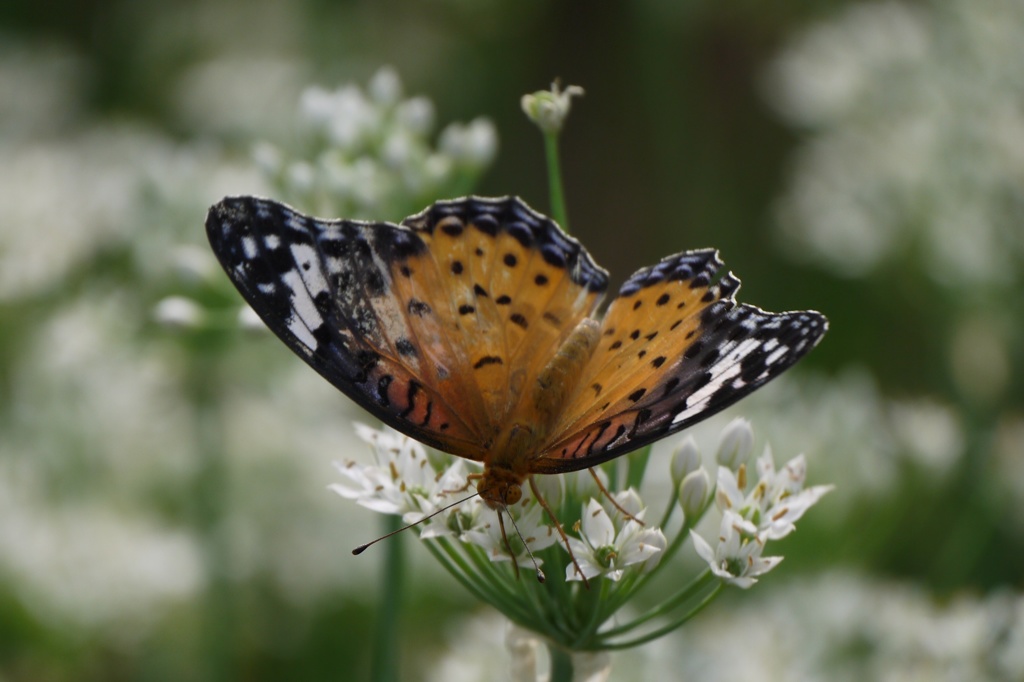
(282, 270), (325, 338)
(765, 345), (789, 366)
(290, 244), (328, 296)
(287, 314), (317, 350)
(242, 236), (258, 260)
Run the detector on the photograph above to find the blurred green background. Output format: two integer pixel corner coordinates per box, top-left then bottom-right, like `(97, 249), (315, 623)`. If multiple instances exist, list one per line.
(1, 0), (1022, 680)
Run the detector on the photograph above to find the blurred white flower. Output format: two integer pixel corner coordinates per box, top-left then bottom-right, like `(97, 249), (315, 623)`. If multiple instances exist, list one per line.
(153, 295), (206, 329)
(521, 82), (585, 133)
(236, 304), (265, 331)
(768, 0), (1024, 287)
(439, 117), (499, 168)
(0, 460), (202, 634)
(396, 96), (436, 135)
(261, 67), (497, 221)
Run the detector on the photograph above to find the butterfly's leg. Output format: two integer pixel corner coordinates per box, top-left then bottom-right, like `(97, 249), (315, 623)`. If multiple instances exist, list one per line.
(588, 469), (645, 526)
(444, 472), (482, 496)
(528, 476), (590, 589)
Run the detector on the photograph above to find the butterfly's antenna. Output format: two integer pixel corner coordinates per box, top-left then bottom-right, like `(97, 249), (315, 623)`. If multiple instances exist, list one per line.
(528, 476), (590, 589)
(352, 492), (478, 555)
(496, 511), (521, 581)
(502, 504), (546, 583)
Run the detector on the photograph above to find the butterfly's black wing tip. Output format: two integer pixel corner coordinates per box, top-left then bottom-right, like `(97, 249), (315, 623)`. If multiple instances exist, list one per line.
(205, 196), (260, 244)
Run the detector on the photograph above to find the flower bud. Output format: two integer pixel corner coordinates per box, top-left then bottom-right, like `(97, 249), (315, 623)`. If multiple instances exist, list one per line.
(678, 467), (710, 519)
(715, 417), (753, 470)
(520, 82), (584, 133)
(670, 436), (701, 484)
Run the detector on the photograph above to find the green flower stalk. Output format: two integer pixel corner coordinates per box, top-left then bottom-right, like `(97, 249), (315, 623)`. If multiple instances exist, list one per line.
(521, 82), (583, 231)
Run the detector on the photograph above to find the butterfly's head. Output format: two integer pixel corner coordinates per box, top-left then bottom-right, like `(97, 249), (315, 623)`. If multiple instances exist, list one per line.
(476, 467), (524, 508)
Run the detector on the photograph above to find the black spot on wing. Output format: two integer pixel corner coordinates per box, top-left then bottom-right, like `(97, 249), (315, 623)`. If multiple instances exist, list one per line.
(401, 196), (609, 294)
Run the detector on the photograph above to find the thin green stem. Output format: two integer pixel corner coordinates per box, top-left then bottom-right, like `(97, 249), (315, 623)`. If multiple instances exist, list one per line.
(370, 515), (403, 682)
(527, 585), (574, 643)
(598, 579), (723, 650)
(190, 352), (233, 682)
(571, 576), (613, 648)
(597, 569), (718, 640)
(544, 131), (570, 232)
(424, 541), (492, 603)
(438, 540), (535, 623)
(657, 486), (680, 530)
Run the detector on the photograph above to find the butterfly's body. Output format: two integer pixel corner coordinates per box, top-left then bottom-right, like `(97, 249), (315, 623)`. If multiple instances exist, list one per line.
(207, 195), (827, 519)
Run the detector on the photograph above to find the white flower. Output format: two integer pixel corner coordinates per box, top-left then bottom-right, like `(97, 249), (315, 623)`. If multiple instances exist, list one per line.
(395, 96), (435, 135)
(261, 69), (497, 220)
(236, 305), (265, 331)
(152, 296), (205, 329)
(330, 424), (468, 529)
(368, 66), (403, 105)
(565, 498), (666, 582)
(754, 450), (834, 540)
(460, 498), (557, 568)
(439, 118), (498, 168)
(691, 511), (782, 589)
(520, 82), (585, 133)
(715, 448), (833, 541)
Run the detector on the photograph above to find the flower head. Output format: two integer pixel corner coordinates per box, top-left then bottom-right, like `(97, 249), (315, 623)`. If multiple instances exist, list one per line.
(691, 511), (783, 589)
(460, 495), (558, 569)
(715, 447), (834, 541)
(330, 423), (469, 529)
(566, 497), (666, 582)
(521, 82), (585, 134)
(337, 418), (830, 651)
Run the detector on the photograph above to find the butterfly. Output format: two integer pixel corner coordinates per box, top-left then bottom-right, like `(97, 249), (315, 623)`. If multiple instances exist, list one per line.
(206, 195), (827, 527)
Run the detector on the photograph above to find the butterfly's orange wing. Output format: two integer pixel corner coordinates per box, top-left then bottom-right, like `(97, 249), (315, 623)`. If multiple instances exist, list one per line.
(206, 196), (608, 460)
(531, 250), (827, 473)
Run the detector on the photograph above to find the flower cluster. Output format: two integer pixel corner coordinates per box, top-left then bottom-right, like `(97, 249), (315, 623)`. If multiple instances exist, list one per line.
(334, 417), (831, 649)
(768, 0), (1024, 287)
(255, 66), (497, 222)
(691, 420), (834, 588)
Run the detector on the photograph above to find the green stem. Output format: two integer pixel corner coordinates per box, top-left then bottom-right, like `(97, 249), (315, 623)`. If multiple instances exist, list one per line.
(571, 576), (612, 648)
(544, 131), (570, 232)
(190, 353), (233, 682)
(370, 515), (403, 682)
(599, 579), (723, 650)
(598, 569), (717, 640)
(548, 641), (574, 682)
